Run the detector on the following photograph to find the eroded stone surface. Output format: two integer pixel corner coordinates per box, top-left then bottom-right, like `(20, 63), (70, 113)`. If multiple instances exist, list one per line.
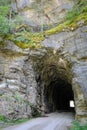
(42, 26), (87, 123)
(12, 0), (74, 26)
(0, 26), (87, 123)
(0, 42), (37, 120)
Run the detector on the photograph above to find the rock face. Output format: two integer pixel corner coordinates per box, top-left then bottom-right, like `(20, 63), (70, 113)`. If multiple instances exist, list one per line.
(12, 0), (74, 26)
(0, 0), (87, 124)
(42, 25), (87, 123)
(0, 26), (87, 123)
(0, 42), (38, 120)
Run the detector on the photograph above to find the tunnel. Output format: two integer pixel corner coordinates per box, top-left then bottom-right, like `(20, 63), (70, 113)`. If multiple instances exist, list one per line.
(39, 55), (75, 113)
(44, 78), (74, 112)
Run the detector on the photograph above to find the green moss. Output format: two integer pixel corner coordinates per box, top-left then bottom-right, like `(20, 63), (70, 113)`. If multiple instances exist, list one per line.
(45, 21), (75, 35)
(8, 32), (45, 49)
(1, 0), (87, 48)
(46, 13), (87, 35)
(45, 0), (87, 35)
(45, 23), (65, 35)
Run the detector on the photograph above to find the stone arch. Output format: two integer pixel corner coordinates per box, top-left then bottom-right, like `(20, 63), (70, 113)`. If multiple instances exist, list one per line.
(33, 50), (75, 114)
(41, 57), (75, 113)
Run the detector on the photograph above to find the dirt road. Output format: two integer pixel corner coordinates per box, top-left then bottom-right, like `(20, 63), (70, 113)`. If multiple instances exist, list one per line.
(3, 112), (74, 130)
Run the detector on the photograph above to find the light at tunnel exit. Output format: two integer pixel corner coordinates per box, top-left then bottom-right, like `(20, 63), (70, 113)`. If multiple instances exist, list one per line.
(70, 100), (74, 108)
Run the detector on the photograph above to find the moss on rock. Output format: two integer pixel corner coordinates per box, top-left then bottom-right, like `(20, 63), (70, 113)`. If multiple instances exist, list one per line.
(45, 0), (87, 35)
(8, 32), (45, 49)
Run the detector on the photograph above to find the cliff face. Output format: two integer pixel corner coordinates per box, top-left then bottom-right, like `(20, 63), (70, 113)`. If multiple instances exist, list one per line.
(12, 0), (74, 26)
(0, 43), (38, 119)
(0, 0), (87, 124)
(42, 25), (87, 123)
(0, 25), (87, 123)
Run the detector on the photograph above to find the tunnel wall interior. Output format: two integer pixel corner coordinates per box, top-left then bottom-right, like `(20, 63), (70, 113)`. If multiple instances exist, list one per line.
(44, 78), (74, 113)
(33, 51), (75, 114)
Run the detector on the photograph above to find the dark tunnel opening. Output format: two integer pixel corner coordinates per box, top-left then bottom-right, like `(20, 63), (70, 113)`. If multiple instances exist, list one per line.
(44, 78), (75, 113)
(35, 54), (75, 114)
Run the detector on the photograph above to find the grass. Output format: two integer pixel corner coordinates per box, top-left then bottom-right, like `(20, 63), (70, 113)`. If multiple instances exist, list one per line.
(0, 116), (32, 130)
(45, 13), (87, 35)
(70, 121), (87, 130)
(0, 115), (30, 124)
(45, 0), (87, 35)
(9, 118), (31, 124)
(1, 0), (87, 49)
(0, 115), (7, 122)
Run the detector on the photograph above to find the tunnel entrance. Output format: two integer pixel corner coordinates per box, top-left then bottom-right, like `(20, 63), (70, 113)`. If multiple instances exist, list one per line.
(40, 55), (75, 113)
(34, 53), (75, 114)
(44, 78), (75, 113)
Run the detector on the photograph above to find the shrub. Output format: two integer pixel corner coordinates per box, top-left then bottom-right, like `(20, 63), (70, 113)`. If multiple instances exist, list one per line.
(70, 121), (87, 130)
(0, 1), (11, 35)
(66, 0), (87, 21)
(0, 16), (10, 35)
(0, 115), (7, 122)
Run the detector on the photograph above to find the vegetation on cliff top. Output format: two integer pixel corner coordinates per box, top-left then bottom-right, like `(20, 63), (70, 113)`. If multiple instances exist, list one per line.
(0, 0), (87, 48)
(46, 0), (87, 35)
(0, 0), (45, 49)
(8, 32), (45, 49)
(0, 0), (11, 34)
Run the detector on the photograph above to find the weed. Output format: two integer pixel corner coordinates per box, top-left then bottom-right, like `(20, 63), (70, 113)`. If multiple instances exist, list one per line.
(70, 121), (87, 130)
(8, 31), (45, 49)
(10, 118), (31, 124)
(0, 115), (7, 122)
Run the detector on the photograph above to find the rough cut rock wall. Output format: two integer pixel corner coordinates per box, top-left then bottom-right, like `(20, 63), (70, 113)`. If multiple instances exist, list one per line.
(12, 0), (74, 26)
(0, 42), (38, 120)
(0, 26), (87, 123)
(42, 25), (87, 123)
(31, 48), (73, 114)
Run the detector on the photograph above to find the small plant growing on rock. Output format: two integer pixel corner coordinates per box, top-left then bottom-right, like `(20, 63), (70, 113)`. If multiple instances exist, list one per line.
(0, 115), (7, 122)
(70, 121), (87, 130)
